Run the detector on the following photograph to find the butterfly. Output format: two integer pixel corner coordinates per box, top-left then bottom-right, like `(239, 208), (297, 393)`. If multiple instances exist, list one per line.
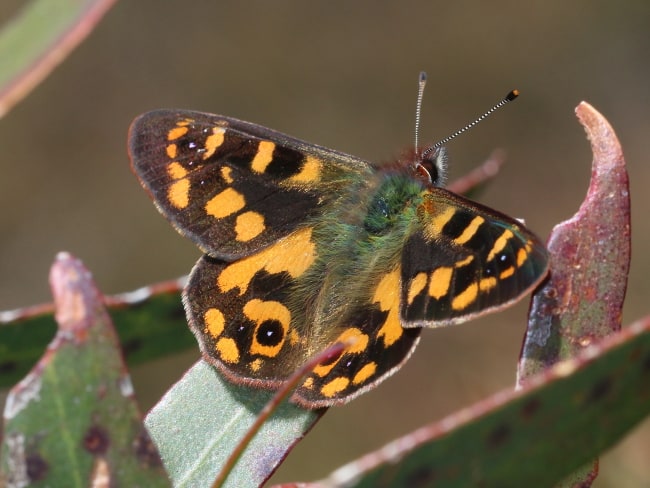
(128, 95), (548, 408)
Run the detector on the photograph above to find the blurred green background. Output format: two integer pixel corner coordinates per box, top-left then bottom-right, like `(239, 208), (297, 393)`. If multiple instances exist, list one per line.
(1, 1), (649, 485)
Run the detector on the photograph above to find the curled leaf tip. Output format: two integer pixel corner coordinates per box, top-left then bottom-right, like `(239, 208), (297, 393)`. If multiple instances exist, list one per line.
(519, 102), (630, 381)
(575, 102), (625, 177)
(49, 252), (98, 336)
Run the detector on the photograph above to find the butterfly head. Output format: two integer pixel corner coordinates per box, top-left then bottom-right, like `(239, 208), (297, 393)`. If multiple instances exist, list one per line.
(410, 72), (517, 191)
(414, 145), (448, 188)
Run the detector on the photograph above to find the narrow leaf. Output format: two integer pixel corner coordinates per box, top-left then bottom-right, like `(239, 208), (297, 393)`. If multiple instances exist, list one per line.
(146, 360), (323, 488)
(518, 101), (630, 376)
(0, 0), (117, 117)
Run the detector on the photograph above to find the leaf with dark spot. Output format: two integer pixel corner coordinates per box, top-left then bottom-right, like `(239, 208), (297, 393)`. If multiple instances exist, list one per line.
(0, 253), (169, 486)
(305, 317), (650, 488)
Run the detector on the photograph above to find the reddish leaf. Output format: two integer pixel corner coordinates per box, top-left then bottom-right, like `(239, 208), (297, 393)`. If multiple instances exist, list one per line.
(517, 102), (631, 486)
(518, 101), (630, 376)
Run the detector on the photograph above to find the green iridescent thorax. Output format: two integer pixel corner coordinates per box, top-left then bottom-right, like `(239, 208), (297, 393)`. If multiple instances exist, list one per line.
(290, 172), (426, 345)
(322, 171), (425, 269)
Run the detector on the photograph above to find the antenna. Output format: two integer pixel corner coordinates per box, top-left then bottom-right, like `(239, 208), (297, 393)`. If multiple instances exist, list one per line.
(421, 89), (519, 160)
(414, 71), (427, 155)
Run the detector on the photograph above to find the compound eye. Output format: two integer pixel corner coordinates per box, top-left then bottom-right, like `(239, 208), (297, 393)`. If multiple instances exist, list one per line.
(419, 157), (439, 183)
(416, 147), (447, 187)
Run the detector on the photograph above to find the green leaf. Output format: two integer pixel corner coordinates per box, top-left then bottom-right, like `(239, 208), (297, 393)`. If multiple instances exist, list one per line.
(0, 0), (117, 117)
(145, 360), (322, 488)
(0, 253), (169, 486)
(313, 317), (650, 488)
(0, 279), (193, 389)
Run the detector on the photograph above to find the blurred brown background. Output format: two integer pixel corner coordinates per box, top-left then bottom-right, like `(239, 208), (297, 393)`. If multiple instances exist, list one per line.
(1, 1), (648, 485)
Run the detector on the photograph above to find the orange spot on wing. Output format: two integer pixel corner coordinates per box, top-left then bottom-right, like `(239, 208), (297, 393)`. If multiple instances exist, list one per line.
(428, 267), (453, 299)
(426, 206), (456, 238)
(453, 216), (484, 245)
(499, 266), (515, 279)
(216, 337), (239, 363)
(166, 144), (178, 159)
(337, 328), (369, 354)
(452, 282), (478, 311)
(204, 308), (225, 338)
(167, 162), (187, 180)
(168, 179), (190, 209)
(235, 211), (265, 241)
(407, 272), (428, 305)
(167, 126), (188, 141)
(321, 377), (350, 398)
(373, 269), (403, 346)
(454, 255), (475, 268)
(220, 166), (234, 184)
(289, 155), (321, 183)
(205, 187), (245, 218)
(203, 127), (226, 159)
(251, 141), (275, 173)
(479, 277), (497, 292)
(517, 247), (529, 267)
(218, 228), (316, 295)
(487, 229), (514, 262)
(353, 362), (377, 385)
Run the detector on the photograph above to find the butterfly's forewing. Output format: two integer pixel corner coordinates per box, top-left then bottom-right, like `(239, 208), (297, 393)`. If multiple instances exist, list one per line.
(401, 188), (548, 327)
(129, 110), (370, 260)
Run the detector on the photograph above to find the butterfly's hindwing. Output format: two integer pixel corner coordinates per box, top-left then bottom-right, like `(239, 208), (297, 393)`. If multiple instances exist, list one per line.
(401, 188), (548, 326)
(183, 226), (318, 387)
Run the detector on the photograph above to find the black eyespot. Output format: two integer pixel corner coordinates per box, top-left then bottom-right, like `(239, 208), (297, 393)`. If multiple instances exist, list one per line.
(256, 320), (284, 347)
